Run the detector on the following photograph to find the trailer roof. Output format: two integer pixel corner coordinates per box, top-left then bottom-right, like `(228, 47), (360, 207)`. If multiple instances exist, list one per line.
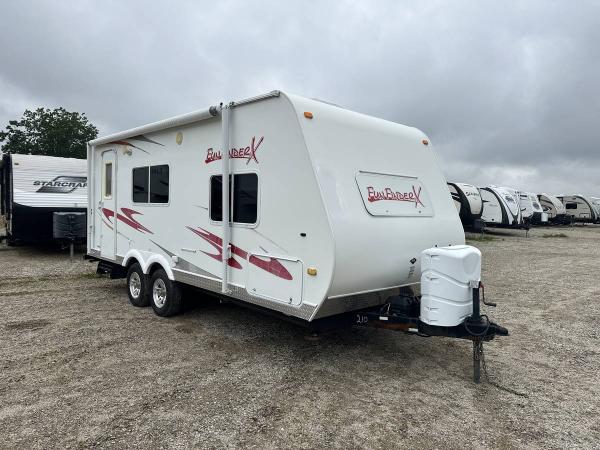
(89, 90), (283, 147)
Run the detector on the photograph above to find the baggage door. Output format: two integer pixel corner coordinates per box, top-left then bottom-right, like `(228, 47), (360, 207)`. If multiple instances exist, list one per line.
(99, 150), (117, 260)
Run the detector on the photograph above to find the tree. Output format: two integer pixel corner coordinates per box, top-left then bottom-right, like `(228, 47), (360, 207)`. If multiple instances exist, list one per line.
(0, 107), (98, 159)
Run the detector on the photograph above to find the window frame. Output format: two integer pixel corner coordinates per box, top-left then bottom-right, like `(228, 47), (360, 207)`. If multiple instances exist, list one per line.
(131, 164), (171, 207)
(209, 171), (260, 228)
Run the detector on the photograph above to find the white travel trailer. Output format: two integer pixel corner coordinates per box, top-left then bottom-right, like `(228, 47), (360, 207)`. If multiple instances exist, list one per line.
(590, 197), (600, 221)
(87, 91), (507, 382)
(480, 186), (523, 228)
(519, 192), (548, 225)
(0, 153), (87, 244)
(479, 188), (505, 226)
(558, 195), (599, 223)
(499, 187), (524, 226)
(538, 193), (569, 224)
(447, 182), (484, 230)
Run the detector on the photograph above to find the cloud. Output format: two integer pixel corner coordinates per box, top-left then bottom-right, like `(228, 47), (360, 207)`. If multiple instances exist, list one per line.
(0, 0), (598, 194)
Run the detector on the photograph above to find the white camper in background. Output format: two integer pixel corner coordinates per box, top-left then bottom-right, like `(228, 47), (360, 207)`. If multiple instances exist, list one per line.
(480, 186), (523, 228)
(518, 191), (548, 225)
(538, 193), (569, 224)
(558, 195), (599, 223)
(86, 91), (507, 381)
(0, 153), (87, 244)
(479, 187), (506, 226)
(499, 187), (524, 226)
(518, 192), (535, 224)
(590, 197), (600, 221)
(527, 192), (548, 224)
(447, 182), (484, 230)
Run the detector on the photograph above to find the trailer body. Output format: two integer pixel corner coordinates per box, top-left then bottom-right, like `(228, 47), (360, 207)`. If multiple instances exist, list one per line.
(0, 153), (87, 243)
(447, 182), (483, 229)
(538, 193), (568, 224)
(87, 91), (464, 321)
(558, 195), (598, 223)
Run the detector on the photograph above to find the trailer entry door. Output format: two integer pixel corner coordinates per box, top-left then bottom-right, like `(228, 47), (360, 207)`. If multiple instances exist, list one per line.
(100, 150), (116, 260)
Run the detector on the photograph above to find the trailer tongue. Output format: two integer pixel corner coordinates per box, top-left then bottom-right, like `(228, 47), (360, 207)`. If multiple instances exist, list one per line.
(350, 245), (508, 383)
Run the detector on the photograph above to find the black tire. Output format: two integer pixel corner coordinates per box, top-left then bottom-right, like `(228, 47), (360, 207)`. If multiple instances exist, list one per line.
(149, 269), (183, 317)
(126, 263), (150, 307)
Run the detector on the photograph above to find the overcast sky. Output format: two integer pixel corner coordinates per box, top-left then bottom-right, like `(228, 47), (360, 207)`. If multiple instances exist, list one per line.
(1, 1), (598, 195)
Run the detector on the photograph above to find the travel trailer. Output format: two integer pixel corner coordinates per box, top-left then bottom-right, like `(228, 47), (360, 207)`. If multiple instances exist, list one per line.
(538, 193), (569, 224)
(447, 182), (484, 230)
(518, 192), (535, 225)
(590, 197), (600, 220)
(499, 187), (524, 226)
(86, 91), (507, 382)
(479, 188), (506, 226)
(557, 195), (598, 223)
(0, 153), (87, 244)
(480, 186), (523, 228)
(519, 192), (548, 225)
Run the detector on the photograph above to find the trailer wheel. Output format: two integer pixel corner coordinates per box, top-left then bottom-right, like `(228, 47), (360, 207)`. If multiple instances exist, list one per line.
(126, 263), (150, 307)
(150, 269), (183, 317)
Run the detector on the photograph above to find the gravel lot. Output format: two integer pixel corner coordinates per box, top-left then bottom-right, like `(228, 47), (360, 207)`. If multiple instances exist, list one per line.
(1, 225), (599, 449)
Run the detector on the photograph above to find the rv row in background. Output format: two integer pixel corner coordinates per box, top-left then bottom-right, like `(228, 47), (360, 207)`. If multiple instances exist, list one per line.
(448, 182), (600, 231)
(1, 152), (600, 246)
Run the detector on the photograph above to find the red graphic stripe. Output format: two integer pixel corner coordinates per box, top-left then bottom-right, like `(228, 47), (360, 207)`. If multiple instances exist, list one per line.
(118, 208), (153, 234)
(249, 254), (293, 280)
(186, 226), (293, 280)
(101, 208), (153, 234)
(185, 226), (243, 269)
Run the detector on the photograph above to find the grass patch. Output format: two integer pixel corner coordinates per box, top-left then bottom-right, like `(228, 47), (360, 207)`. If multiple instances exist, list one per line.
(467, 234), (496, 242)
(542, 233), (568, 238)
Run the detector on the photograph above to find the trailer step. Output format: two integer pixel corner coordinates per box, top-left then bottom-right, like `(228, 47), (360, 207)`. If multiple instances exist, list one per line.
(96, 261), (127, 279)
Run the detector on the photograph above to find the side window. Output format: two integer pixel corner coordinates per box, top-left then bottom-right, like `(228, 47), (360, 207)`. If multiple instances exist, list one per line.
(132, 167), (149, 203)
(104, 162), (113, 198)
(132, 165), (169, 204)
(566, 202), (577, 210)
(233, 173), (258, 223)
(150, 165), (169, 203)
(210, 175), (224, 221)
(210, 173), (258, 224)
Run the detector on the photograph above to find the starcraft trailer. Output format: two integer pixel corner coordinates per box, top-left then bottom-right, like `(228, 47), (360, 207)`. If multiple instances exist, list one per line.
(538, 193), (569, 224)
(87, 91), (507, 382)
(447, 182), (484, 230)
(0, 153), (87, 244)
(558, 195), (599, 223)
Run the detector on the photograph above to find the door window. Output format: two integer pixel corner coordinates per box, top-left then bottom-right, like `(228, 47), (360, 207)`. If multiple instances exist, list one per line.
(104, 162), (113, 199)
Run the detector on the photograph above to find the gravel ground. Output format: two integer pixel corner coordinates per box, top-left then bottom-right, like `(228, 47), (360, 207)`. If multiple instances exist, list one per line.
(1, 225), (599, 449)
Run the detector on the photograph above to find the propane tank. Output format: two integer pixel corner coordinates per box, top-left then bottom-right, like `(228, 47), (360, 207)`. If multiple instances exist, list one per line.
(420, 245), (481, 327)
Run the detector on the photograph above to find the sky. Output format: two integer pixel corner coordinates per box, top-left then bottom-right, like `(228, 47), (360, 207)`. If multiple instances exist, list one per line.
(1, 1), (598, 195)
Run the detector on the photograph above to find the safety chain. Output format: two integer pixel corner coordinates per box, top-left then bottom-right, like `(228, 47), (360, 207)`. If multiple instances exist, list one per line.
(476, 339), (528, 397)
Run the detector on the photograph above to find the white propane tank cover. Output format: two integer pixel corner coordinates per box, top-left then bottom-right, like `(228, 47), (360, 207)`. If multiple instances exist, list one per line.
(420, 245), (481, 327)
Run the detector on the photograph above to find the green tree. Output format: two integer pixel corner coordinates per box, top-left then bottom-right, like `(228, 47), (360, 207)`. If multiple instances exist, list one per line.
(0, 107), (98, 159)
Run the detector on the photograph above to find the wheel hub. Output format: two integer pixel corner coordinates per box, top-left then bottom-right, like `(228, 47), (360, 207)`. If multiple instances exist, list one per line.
(129, 272), (141, 299)
(153, 279), (167, 308)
